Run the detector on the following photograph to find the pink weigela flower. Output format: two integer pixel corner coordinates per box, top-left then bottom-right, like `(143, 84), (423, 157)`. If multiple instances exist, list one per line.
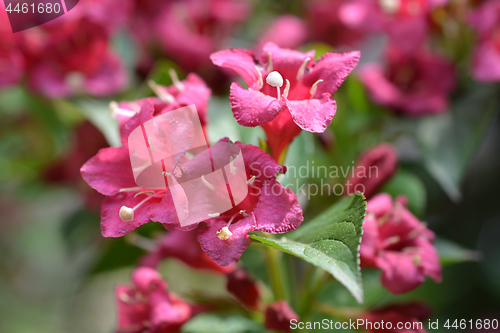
(194, 139), (304, 266)
(359, 46), (455, 115)
(115, 267), (199, 333)
(468, 0), (500, 82)
(26, 8), (128, 97)
(211, 42), (359, 161)
(360, 193), (442, 294)
(81, 98), (302, 266)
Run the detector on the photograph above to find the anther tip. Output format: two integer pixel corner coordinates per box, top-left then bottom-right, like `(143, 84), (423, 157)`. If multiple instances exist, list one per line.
(266, 71), (284, 88)
(119, 206), (134, 222)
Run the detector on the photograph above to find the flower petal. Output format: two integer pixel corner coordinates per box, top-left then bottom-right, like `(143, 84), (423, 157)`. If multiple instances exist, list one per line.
(229, 82), (286, 127)
(376, 252), (426, 294)
(262, 42), (315, 88)
(120, 99), (155, 146)
(253, 180), (303, 234)
(101, 191), (183, 237)
(80, 147), (136, 196)
(237, 142), (285, 181)
(210, 48), (261, 90)
(197, 214), (257, 266)
(286, 93), (337, 133)
(304, 51), (360, 97)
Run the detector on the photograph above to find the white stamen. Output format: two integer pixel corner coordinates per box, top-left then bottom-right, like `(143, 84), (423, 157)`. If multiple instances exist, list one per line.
(168, 69), (185, 91)
(134, 190), (155, 198)
(266, 71), (283, 101)
(119, 206), (134, 222)
(109, 101), (137, 118)
(208, 213), (220, 218)
(254, 66), (263, 90)
(230, 156), (237, 175)
(148, 80), (175, 103)
(119, 187), (142, 193)
(132, 195), (154, 211)
(379, 0), (400, 14)
(283, 79), (290, 99)
(309, 79), (323, 98)
(296, 57), (311, 81)
(239, 210), (249, 217)
(246, 175), (256, 185)
(268, 51), (273, 72)
(217, 226), (233, 240)
(162, 171), (171, 176)
(201, 175), (215, 190)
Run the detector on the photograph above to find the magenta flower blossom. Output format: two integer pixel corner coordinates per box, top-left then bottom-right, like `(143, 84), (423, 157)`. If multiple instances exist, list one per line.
(196, 140), (303, 266)
(468, 0), (500, 82)
(359, 46), (455, 115)
(81, 100), (187, 237)
(362, 302), (431, 333)
(344, 143), (398, 199)
(82, 98), (302, 266)
(211, 42), (359, 160)
(360, 193), (442, 294)
(27, 17), (127, 97)
(265, 301), (299, 333)
(115, 267), (199, 333)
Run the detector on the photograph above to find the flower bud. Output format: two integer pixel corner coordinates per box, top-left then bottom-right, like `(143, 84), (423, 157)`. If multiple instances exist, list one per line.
(265, 301), (299, 333)
(226, 269), (260, 309)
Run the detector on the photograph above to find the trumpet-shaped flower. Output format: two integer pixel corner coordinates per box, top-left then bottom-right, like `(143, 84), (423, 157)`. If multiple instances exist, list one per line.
(360, 193), (441, 294)
(211, 42), (359, 160)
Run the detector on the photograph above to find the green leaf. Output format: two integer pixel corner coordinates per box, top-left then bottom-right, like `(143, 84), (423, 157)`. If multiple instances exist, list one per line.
(435, 237), (481, 266)
(416, 84), (499, 201)
(250, 193), (367, 304)
(182, 314), (266, 333)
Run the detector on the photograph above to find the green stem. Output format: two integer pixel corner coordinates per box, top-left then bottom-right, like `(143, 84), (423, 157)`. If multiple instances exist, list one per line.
(264, 246), (289, 301)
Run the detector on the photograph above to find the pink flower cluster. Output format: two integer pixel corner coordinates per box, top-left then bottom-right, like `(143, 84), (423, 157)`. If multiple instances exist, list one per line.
(80, 73), (303, 268)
